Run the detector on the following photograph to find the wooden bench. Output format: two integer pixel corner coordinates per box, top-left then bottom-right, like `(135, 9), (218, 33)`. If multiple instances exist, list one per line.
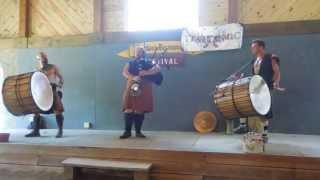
(62, 158), (152, 180)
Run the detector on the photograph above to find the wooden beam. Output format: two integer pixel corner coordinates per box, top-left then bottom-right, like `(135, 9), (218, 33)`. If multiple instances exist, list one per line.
(93, 0), (103, 33)
(0, 38), (28, 49)
(18, 0), (30, 37)
(28, 33), (103, 48)
(228, 0), (239, 23)
(244, 19), (320, 37)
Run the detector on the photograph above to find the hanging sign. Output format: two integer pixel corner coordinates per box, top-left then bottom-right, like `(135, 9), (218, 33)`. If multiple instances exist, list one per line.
(118, 41), (187, 67)
(181, 23), (243, 52)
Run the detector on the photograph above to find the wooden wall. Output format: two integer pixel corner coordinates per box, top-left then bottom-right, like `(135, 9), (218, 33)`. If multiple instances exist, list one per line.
(199, 0), (229, 26)
(0, 0), (20, 38)
(239, 0), (320, 24)
(102, 0), (128, 33)
(30, 0), (95, 37)
(0, 0), (320, 48)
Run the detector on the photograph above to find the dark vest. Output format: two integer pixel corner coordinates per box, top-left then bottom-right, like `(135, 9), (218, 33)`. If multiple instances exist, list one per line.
(128, 59), (163, 86)
(252, 54), (274, 89)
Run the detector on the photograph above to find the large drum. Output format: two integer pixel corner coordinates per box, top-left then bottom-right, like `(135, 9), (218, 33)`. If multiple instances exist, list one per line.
(2, 72), (53, 116)
(213, 75), (271, 119)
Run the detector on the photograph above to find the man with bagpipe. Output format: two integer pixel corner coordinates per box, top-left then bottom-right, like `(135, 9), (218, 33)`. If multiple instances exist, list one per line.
(121, 48), (163, 139)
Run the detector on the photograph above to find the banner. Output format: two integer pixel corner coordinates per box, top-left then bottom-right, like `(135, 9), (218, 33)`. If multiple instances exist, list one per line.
(181, 23), (243, 52)
(118, 41), (186, 67)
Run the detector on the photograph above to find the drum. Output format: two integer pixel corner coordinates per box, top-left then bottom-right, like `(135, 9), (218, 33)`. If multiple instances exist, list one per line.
(2, 72), (53, 116)
(213, 75), (271, 120)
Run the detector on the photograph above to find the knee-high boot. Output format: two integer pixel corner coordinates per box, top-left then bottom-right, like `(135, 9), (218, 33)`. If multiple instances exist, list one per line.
(56, 114), (64, 138)
(120, 113), (134, 139)
(134, 114), (146, 138)
(25, 114), (41, 137)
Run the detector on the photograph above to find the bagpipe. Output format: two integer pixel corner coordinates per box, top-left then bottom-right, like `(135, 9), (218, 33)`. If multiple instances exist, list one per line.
(128, 59), (163, 86)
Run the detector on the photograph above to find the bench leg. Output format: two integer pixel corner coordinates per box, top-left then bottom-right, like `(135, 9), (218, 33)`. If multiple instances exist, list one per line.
(134, 171), (149, 180)
(64, 167), (74, 180)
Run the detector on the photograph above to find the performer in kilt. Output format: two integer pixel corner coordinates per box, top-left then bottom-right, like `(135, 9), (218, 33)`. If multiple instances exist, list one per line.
(25, 52), (65, 138)
(121, 48), (162, 139)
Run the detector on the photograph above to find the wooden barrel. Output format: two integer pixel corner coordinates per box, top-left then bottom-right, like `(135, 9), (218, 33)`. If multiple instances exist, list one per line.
(213, 75), (271, 120)
(2, 72), (53, 116)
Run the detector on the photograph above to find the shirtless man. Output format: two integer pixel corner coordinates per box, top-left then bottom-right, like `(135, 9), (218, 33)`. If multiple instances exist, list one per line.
(25, 52), (65, 138)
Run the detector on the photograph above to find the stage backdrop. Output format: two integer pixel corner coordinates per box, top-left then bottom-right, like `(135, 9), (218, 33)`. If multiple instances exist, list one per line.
(0, 31), (319, 135)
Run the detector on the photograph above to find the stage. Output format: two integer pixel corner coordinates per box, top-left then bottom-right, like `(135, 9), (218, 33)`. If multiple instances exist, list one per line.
(3, 129), (320, 157)
(0, 129), (320, 180)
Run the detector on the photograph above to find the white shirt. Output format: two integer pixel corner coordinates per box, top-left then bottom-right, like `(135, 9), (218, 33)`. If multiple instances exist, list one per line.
(254, 57), (262, 75)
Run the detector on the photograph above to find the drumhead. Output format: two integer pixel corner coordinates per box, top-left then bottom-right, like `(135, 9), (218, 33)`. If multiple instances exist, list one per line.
(217, 77), (251, 89)
(31, 72), (53, 111)
(249, 75), (271, 115)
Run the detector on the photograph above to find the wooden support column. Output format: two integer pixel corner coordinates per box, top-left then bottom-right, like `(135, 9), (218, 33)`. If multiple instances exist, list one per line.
(18, 0), (30, 37)
(228, 0), (239, 23)
(93, 0), (103, 33)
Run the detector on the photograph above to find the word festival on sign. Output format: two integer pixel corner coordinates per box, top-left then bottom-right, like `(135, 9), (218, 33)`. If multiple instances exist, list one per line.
(150, 57), (182, 66)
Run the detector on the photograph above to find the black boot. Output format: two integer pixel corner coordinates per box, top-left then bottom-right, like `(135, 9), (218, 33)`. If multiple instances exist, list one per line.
(120, 113), (133, 139)
(55, 114), (64, 138)
(234, 125), (249, 134)
(25, 115), (41, 137)
(134, 114), (146, 138)
(262, 134), (269, 144)
(262, 121), (269, 143)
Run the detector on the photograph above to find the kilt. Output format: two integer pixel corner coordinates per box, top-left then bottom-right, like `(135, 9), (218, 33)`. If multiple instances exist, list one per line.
(122, 79), (153, 113)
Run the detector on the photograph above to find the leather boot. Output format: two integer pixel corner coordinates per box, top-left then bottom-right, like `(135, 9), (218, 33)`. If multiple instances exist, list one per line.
(134, 114), (146, 138)
(55, 114), (64, 138)
(25, 115), (41, 137)
(120, 113), (133, 139)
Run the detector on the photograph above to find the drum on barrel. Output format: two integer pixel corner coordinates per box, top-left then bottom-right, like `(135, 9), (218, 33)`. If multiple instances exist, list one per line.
(213, 75), (271, 119)
(2, 72), (53, 116)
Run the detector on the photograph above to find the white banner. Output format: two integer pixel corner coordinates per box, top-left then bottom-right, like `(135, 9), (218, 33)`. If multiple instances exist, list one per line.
(181, 23), (243, 52)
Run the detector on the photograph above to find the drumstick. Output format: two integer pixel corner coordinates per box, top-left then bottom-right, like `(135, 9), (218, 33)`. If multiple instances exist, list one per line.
(274, 87), (286, 92)
(273, 82), (286, 92)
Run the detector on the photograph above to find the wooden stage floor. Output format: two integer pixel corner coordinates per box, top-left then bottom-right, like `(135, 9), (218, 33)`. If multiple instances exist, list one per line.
(1, 129), (320, 180)
(4, 129), (320, 157)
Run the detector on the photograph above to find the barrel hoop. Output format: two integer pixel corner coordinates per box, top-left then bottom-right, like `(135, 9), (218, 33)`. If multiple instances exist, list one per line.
(247, 83), (256, 116)
(231, 80), (244, 117)
(15, 74), (30, 115)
